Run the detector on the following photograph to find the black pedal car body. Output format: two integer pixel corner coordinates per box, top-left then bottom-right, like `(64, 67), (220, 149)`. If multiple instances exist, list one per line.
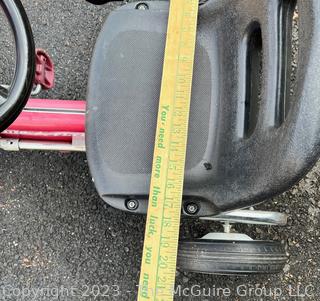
(86, 0), (320, 217)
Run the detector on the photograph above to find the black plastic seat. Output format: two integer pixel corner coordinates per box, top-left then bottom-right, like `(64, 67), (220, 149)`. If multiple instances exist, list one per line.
(86, 0), (320, 216)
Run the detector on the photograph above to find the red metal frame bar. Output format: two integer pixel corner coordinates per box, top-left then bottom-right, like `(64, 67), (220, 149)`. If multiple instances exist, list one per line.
(1, 98), (86, 142)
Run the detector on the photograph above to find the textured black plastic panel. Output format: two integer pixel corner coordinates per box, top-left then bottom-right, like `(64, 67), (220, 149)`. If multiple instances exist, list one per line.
(86, 0), (320, 216)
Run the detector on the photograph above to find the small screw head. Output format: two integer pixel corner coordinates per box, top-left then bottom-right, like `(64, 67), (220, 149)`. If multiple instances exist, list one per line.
(136, 2), (149, 10)
(185, 202), (199, 215)
(126, 199), (139, 211)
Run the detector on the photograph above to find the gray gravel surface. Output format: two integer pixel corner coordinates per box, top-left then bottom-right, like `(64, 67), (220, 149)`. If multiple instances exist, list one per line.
(0, 1), (319, 300)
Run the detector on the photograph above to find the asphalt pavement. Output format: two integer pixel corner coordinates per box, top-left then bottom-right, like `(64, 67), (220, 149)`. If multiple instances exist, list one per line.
(0, 1), (319, 300)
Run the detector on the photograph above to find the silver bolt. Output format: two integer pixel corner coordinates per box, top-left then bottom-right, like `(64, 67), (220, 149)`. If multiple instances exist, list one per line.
(136, 3), (149, 10)
(185, 203), (199, 215)
(126, 199), (139, 211)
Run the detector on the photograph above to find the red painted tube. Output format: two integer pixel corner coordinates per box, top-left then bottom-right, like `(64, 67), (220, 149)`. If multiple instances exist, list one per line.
(1, 99), (86, 142)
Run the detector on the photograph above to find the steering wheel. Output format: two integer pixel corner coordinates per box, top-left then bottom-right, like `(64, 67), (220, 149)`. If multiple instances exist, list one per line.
(0, 0), (35, 132)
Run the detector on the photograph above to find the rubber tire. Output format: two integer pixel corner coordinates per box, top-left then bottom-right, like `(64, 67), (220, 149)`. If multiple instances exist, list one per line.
(0, 0), (35, 131)
(177, 239), (287, 275)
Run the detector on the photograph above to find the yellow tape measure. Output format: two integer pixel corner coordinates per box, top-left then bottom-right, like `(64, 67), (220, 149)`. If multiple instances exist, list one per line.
(138, 0), (199, 300)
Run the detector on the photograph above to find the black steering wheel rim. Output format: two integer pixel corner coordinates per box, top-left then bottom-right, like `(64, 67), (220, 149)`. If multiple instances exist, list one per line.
(0, 0), (35, 132)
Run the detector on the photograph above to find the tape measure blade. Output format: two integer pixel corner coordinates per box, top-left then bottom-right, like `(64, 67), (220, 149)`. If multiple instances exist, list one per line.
(138, 0), (199, 300)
